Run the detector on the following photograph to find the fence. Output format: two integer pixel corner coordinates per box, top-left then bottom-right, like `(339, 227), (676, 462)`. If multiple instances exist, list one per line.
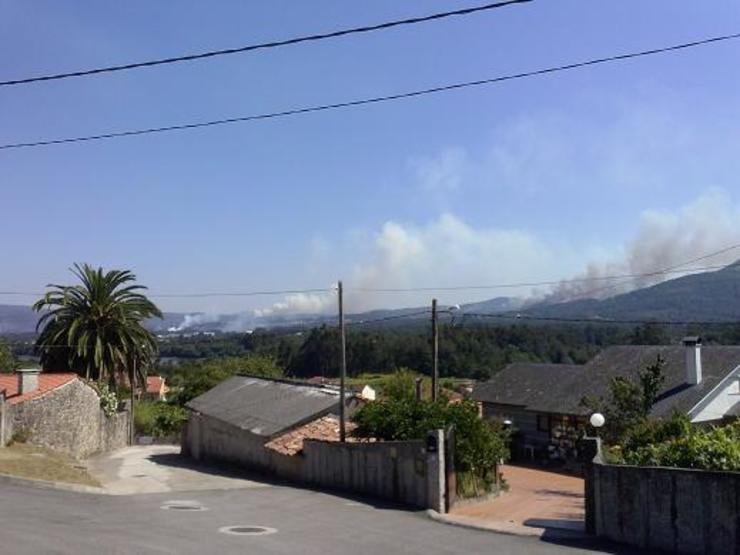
(585, 449), (740, 555)
(183, 413), (447, 512)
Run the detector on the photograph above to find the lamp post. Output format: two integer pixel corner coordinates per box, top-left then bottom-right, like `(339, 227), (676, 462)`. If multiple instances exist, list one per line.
(589, 412), (605, 434)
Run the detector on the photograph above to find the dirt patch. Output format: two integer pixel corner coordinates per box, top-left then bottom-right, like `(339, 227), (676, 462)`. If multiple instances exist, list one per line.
(0, 443), (100, 487)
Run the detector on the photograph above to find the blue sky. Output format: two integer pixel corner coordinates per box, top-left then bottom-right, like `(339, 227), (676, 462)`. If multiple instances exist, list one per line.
(2, 0), (740, 315)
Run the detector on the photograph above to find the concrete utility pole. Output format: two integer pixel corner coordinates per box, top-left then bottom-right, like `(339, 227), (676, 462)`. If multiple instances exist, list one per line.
(432, 298), (439, 402)
(338, 281), (347, 442)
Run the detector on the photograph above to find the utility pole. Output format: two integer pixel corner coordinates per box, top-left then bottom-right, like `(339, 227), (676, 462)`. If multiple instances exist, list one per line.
(130, 356), (136, 446)
(432, 298), (439, 402)
(338, 280), (347, 442)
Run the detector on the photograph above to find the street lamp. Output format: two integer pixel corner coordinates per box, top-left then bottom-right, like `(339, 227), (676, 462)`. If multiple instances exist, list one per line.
(589, 412), (605, 429)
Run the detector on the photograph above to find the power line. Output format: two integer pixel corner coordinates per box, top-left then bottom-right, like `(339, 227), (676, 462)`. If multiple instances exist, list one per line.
(1, 261), (738, 298)
(463, 312), (740, 327)
(0, 0), (531, 88)
(349, 264), (736, 293)
(346, 310), (431, 327)
(0, 287), (334, 298)
(3, 32), (739, 151)
(565, 241), (740, 300)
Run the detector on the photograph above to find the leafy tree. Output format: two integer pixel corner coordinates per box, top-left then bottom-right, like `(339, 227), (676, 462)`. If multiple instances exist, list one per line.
(33, 263), (162, 388)
(582, 355), (666, 443)
(0, 340), (17, 373)
(381, 367), (418, 401)
(352, 399), (508, 494)
(174, 354), (283, 404)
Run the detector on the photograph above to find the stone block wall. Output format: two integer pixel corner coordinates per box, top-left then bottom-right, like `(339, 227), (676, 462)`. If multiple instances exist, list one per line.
(589, 461), (740, 555)
(4, 379), (130, 459)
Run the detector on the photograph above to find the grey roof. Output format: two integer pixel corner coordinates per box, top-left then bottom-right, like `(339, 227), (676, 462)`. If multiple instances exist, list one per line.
(186, 376), (341, 437)
(473, 345), (740, 418)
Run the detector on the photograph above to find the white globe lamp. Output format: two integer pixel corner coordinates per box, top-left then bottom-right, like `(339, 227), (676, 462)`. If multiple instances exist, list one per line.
(589, 412), (605, 429)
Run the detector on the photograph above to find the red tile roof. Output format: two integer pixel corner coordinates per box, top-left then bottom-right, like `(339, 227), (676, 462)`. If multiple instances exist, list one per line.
(265, 415), (358, 456)
(146, 376), (166, 395)
(0, 372), (78, 405)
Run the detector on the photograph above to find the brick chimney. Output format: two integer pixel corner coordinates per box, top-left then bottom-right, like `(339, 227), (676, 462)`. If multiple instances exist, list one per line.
(16, 368), (40, 395)
(683, 336), (702, 385)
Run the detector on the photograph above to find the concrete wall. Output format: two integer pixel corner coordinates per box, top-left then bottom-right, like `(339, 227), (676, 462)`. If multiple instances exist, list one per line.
(1, 379), (130, 459)
(183, 413), (445, 511)
(589, 461), (740, 554)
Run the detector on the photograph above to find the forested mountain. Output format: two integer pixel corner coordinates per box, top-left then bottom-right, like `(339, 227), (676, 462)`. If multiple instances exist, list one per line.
(524, 262), (740, 322)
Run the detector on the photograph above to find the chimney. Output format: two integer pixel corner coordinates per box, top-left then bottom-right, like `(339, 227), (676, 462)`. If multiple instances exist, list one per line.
(16, 368), (40, 395)
(683, 336), (702, 385)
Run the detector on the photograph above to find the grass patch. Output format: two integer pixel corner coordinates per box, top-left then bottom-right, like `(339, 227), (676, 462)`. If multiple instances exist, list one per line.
(0, 443), (100, 487)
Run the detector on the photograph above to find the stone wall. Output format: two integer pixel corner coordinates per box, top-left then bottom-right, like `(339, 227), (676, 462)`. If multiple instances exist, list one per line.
(183, 413), (445, 511)
(4, 379), (130, 459)
(588, 461), (740, 555)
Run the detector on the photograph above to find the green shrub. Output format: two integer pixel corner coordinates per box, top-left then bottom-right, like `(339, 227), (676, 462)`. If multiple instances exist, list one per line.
(352, 398), (508, 496)
(135, 401), (188, 438)
(619, 420), (740, 471)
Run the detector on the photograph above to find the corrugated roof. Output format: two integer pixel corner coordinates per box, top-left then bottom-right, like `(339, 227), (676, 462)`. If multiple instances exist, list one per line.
(186, 376), (341, 437)
(473, 345), (740, 418)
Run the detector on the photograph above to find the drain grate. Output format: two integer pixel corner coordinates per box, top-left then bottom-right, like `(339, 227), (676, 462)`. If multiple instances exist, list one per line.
(219, 525), (276, 536)
(161, 501), (208, 512)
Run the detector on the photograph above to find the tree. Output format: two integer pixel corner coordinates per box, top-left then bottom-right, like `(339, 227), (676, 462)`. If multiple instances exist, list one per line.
(582, 355), (666, 443)
(173, 354), (284, 404)
(0, 340), (16, 373)
(33, 263), (162, 388)
(352, 398), (509, 496)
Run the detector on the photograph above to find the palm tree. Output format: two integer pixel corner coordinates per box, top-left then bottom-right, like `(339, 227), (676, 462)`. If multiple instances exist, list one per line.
(33, 263), (162, 389)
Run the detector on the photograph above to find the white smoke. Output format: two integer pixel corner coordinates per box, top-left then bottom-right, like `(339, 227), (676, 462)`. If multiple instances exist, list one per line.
(545, 191), (740, 302)
(167, 313), (221, 332)
(253, 289), (336, 318)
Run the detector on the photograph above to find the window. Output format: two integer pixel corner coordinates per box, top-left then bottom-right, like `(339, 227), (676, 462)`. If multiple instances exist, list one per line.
(536, 414), (550, 433)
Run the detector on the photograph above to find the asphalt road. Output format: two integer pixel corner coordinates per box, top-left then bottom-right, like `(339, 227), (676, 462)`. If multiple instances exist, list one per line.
(0, 482), (641, 555)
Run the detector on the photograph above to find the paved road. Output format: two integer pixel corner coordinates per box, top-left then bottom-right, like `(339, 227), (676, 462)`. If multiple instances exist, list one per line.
(0, 482), (641, 555)
(87, 445), (268, 494)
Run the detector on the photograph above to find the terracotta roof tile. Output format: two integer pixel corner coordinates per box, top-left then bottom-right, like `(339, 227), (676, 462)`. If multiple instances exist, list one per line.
(0, 372), (79, 405)
(146, 376), (166, 394)
(265, 415), (357, 456)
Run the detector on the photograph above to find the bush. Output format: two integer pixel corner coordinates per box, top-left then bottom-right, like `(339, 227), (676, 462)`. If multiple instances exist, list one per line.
(135, 401), (188, 439)
(607, 415), (740, 471)
(351, 398), (508, 496)
(90, 381), (119, 417)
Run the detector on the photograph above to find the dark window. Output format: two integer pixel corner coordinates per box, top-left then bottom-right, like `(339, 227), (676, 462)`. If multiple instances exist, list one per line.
(536, 414), (550, 432)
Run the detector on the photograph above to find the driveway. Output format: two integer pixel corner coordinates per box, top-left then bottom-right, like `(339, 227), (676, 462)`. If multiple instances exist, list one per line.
(87, 445), (269, 494)
(449, 465), (585, 536)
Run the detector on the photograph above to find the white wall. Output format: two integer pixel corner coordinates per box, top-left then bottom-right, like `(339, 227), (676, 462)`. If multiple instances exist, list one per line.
(690, 365), (740, 423)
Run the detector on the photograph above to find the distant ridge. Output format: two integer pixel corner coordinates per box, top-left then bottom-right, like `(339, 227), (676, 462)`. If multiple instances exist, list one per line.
(522, 261), (740, 322)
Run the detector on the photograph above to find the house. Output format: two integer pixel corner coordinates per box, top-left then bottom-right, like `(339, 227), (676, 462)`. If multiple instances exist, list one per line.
(143, 375), (169, 401)
(473, 337), (740, 461)
(181, 375), (357, 469)
(181, 374), (447, 511)
(0, 368), (129, 457)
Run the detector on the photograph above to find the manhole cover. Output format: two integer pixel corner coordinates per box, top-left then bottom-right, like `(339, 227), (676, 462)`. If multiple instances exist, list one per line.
(219, 525), (276, 536)
(161, 501), (208, 512)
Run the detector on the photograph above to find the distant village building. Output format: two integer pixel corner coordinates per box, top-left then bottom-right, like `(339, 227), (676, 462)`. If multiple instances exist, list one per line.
(474, 338), (740, 462)
(143, 375), (169, 401)
(0, 368), (129, 457)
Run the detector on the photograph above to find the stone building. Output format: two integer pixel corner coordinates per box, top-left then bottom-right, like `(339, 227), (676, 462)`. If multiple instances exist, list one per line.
(0, 368), (129, 458)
